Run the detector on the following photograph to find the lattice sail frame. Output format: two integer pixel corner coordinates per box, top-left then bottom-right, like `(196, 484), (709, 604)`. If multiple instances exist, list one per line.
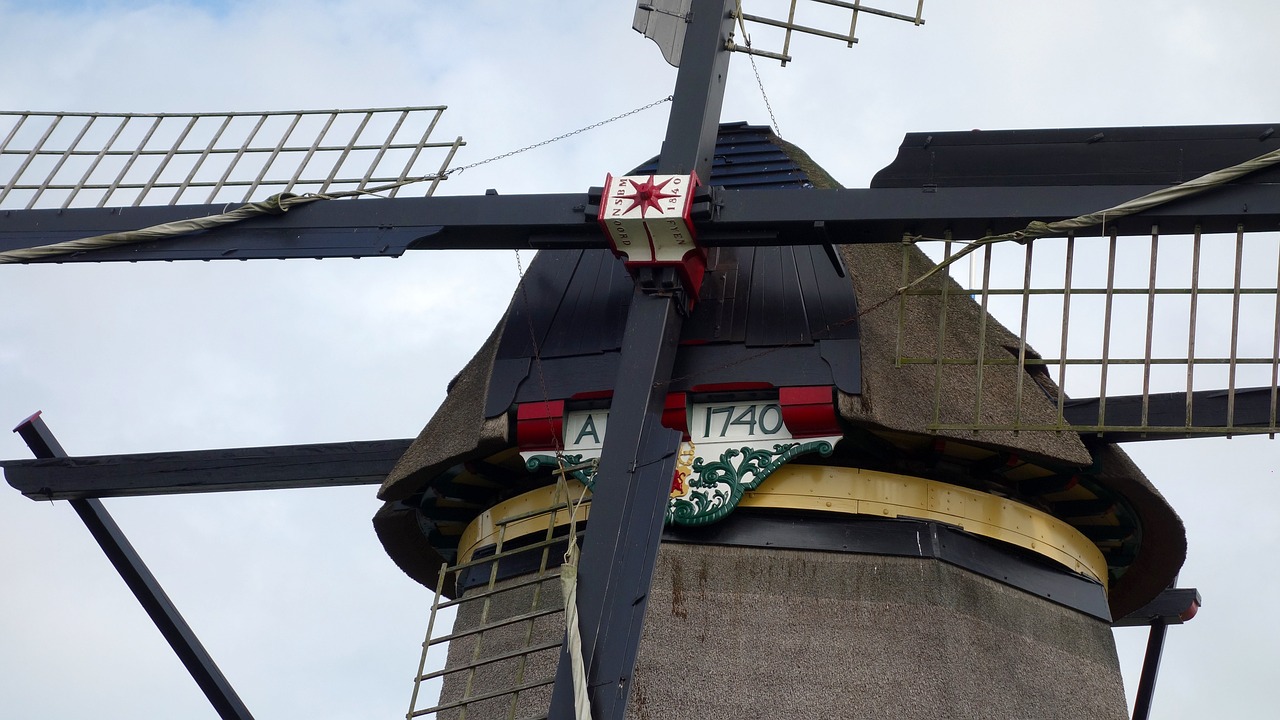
(732, 0), (925, 64)
(899, 227), (1280, 437)
(634, 0), (924, 67)
(0, 107), (463, 210)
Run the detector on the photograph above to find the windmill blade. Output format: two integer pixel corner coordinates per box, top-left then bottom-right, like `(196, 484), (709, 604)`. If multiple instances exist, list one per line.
(0, 108), (461, 211)
(885, 125), (1280, 439)
(633, 0), (694, 66)
(0, 104), (604, 263)
(730, 0), (925, 64)
(636, 0), (924, 66)
(903, 227), (1280, 439)
(0, 107), (470, 262)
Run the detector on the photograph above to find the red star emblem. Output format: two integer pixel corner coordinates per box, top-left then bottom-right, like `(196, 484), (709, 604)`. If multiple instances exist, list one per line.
(618, 175), (679, 217)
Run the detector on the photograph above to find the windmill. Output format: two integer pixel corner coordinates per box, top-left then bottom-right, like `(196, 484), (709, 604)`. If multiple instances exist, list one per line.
(2, 4), (1280, 717)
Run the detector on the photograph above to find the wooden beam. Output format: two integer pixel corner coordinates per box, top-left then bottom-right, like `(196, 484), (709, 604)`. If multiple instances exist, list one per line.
(3, 439), (411, 500)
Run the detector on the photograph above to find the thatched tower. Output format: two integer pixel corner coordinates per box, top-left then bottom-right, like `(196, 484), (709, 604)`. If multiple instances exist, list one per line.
(375, 124), (1185, 719)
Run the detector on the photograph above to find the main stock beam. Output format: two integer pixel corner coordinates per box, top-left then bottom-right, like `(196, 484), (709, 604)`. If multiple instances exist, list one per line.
(547, 2), (738, 718)
(4, 179), (1280, 262)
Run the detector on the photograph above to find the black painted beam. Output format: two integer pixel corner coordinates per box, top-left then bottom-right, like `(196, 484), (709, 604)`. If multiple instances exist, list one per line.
(0, 192), (598, 261)
(548, 3), (737, 719)
(6, 173), (1280, 263)
(708, 181), (1280, 244)
(1111, 587), (1201, 628)
(1131, 620), (1168, 720)
(13, 413), (255, 720)
(547, 289), (686, 719)
(873, 123), (1280, 189)
(1064, 387), (1278, 441)
(1122, 583), (1200, 720)
(2, 438), (411, 500)
(655, 0), (734, 181)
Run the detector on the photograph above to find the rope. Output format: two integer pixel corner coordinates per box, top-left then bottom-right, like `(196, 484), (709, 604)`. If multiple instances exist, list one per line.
(518, 242), (589, 716)
(896, 144), (1280, 295)
(557, 472), (593, 720)
(0, 180), (416, 265)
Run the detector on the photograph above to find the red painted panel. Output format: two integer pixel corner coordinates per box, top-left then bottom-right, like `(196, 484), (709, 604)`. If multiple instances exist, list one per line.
(516, 400), (565, 451)
(662, 393), (689, 439)
(779, 385), (839, 437)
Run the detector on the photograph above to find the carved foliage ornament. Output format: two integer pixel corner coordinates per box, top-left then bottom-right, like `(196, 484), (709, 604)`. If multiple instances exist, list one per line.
(526, 440), (832, 526)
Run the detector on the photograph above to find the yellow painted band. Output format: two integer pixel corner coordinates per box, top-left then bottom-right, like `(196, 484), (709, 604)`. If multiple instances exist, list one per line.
(457, 465), (1107, 589)
(738, 465), (1108, 588)
(457, 479), (592, 567)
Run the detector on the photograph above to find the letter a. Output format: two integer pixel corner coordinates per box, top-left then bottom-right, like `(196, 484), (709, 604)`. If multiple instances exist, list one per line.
(575, 414), (601, 445)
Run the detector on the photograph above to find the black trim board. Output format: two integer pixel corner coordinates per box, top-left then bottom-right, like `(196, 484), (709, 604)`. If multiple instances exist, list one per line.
(462, 510), (1113, 622)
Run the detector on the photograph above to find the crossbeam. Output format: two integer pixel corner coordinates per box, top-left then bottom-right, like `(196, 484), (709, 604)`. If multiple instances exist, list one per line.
(4, 178), (1280, 263)
(2, 438), (410, 500)
(1111, 587), (1200, 628)
(5, 385), (1275, 506)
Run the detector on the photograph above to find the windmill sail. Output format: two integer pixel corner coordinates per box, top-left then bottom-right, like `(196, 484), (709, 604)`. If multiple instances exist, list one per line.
(636, 0), (925, 66)
(0, 107), (462, 211)
(878, 125), (1280, 438)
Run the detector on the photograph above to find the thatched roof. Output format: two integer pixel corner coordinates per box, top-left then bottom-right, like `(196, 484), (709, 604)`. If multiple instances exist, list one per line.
(374, 124), (1185, 617)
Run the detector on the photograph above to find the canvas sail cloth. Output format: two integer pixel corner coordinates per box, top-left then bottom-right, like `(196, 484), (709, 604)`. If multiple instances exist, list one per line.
(375, 125), (1183, 719)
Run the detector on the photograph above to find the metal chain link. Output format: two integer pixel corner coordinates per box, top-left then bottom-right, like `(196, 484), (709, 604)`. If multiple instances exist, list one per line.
(734, 0), (782, 137)
(747, 50), (781, 138)
(447, 95), (674, 176)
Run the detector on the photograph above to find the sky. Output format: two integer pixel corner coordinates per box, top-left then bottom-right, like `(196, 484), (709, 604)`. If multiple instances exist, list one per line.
(2, 1), (1279, 718)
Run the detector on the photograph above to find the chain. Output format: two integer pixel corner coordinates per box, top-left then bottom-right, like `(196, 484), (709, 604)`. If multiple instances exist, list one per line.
(747, 49), (781, 138)
(447, 95), (674, 176)
(733, 1), (782, 138)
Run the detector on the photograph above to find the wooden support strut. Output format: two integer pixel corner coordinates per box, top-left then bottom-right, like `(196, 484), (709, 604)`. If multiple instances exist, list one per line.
(12, 413), (256, 720)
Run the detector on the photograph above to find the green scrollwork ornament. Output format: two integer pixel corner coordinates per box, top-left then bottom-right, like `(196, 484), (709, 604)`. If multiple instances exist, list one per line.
(526, 440), (832, 528)
(525, 453), (598, 489)
(666, 440), (833, 526)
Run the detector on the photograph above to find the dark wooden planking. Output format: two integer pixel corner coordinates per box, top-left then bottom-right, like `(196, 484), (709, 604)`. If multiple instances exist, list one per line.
(3, 439), (411, 500)
(494, 248), (589, 359)
(1064, 387), (1278, 441)
(873, 123), (1280, 188)
(1112, 587), (1202, 628)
